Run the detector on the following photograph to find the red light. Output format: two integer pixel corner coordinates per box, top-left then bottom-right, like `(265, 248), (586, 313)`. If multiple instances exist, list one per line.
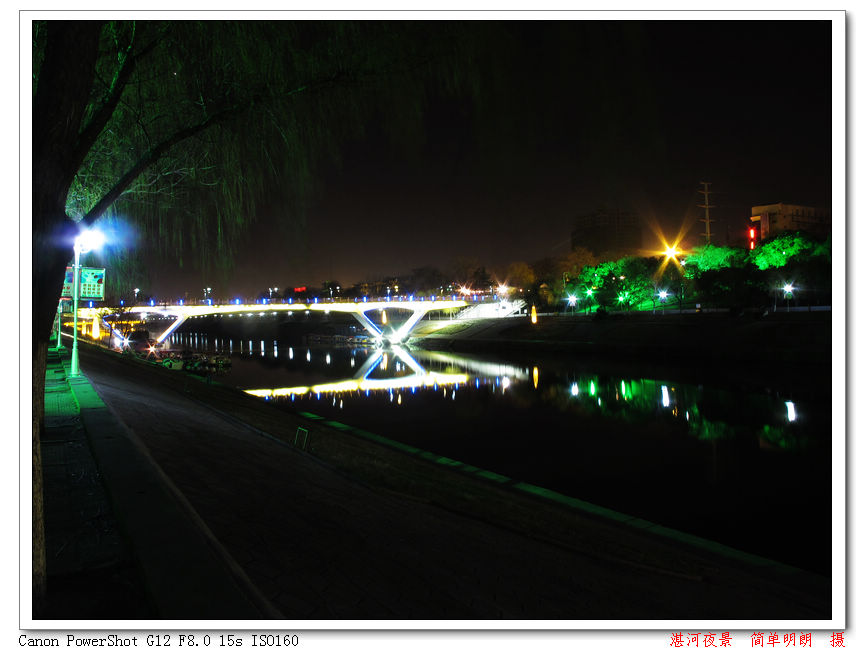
(293, 286), (307, 293)
(749, 228), (756, 239)
(750, 241), (755, 250)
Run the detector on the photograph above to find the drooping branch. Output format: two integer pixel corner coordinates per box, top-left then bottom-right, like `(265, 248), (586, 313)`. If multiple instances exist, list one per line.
(70, 28), (163, 174)
(78, 68), (346, 229)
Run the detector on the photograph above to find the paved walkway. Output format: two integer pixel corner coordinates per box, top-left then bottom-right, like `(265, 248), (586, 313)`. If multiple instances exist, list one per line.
(38, 343), (832, 622)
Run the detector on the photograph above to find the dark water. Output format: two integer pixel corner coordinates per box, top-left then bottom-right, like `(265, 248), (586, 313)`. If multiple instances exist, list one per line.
(170, 329), (833, 575)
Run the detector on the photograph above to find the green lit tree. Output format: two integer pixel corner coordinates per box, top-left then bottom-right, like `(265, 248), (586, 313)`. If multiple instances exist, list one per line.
(616, 256), (657, 310)
(749, 232), (820, 270)
(682, 244), (748, 278)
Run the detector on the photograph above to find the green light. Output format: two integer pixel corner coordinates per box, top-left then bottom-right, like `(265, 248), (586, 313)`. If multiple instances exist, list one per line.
(589, 380), (596, 396)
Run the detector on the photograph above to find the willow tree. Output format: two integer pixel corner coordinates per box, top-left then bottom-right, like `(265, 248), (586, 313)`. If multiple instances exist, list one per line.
(31, 18), (491, 610)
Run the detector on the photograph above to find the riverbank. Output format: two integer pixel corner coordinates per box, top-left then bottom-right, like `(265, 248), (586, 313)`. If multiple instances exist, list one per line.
(409, 310), (833, 394)
(39, 341), (832, 621)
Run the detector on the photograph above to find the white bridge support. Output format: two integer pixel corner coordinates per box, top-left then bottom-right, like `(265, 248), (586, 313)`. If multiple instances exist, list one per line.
(81, 299), (467, 347)
(350, 311), (383, 341)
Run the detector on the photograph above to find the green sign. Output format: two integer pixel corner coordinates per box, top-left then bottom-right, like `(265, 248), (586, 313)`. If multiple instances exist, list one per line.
(62, 266), (106, 300)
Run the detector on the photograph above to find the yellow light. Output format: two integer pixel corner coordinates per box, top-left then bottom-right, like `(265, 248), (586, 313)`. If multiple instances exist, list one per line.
(532, 366), (539, 389)
(664, 245), (680, 259)
(91, 315), (100, 339)
(530, 305), (538, 324)
(244, 373), (467, 398)
(381, 310), (387, 325)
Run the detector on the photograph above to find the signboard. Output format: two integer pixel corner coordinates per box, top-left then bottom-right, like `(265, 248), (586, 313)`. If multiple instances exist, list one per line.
(62, 266), (106, 300)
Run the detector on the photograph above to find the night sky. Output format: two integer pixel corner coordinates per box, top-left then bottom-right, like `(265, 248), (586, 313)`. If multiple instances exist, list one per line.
(145, 19), (833, 297)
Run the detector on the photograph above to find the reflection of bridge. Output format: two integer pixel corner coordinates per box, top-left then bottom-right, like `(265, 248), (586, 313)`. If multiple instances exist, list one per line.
(81, 299), (468, 346)
(244, 346), (468, 398)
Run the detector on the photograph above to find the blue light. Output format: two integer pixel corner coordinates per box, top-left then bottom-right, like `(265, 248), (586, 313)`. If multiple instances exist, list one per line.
(119, 299), (124, 306)
(236, 298), (241, 304)
(179, 299), (183, 305)
(150, 299), (154, 306)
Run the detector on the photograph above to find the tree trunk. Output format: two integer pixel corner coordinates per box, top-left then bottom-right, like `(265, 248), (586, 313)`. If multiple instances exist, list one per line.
(32, 21), (105, 613)
(31, 203), (76, 616)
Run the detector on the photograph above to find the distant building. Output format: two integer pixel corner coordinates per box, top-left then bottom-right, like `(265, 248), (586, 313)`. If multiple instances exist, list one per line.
(570, 207), (642, 258)
(750, 203), (831, 241)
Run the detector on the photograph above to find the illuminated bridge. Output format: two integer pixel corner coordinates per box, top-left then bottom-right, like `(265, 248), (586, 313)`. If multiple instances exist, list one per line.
(80, 299), (468, 347)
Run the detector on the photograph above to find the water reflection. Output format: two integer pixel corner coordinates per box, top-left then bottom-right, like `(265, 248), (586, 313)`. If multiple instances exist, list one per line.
(170, 332), (818, 452)
(244, 347), (469, 399)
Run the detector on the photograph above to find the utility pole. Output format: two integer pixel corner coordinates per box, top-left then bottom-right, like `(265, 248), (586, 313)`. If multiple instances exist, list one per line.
(697, 181), (715, 245)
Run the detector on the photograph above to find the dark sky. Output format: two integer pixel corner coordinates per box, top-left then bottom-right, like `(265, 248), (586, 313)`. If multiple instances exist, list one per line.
(148, 19), (833, 297)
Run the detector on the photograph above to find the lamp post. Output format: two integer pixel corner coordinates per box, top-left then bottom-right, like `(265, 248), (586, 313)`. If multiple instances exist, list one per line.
(70, 229), (104, 377)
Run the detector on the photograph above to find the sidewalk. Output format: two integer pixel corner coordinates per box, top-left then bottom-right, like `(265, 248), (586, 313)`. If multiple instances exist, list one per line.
(39, 347), (275, 620)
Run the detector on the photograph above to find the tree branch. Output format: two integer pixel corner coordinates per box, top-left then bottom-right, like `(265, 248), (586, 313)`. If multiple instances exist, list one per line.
(71, 27), (163, 173)
(80, 100), (255, 227)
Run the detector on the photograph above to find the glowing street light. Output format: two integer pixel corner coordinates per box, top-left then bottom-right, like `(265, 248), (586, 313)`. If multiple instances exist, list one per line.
(70, 228), (105, 376)
(781, 283), (795, 312)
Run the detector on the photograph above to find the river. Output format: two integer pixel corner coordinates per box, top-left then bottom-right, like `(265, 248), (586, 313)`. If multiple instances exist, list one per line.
(168, 328), (833, 576)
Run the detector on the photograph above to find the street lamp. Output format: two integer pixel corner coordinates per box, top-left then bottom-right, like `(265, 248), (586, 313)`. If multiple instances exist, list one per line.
(658, 289), (669, 316)
(70, 228), (104, 377)
(782, 283), (794, 312)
